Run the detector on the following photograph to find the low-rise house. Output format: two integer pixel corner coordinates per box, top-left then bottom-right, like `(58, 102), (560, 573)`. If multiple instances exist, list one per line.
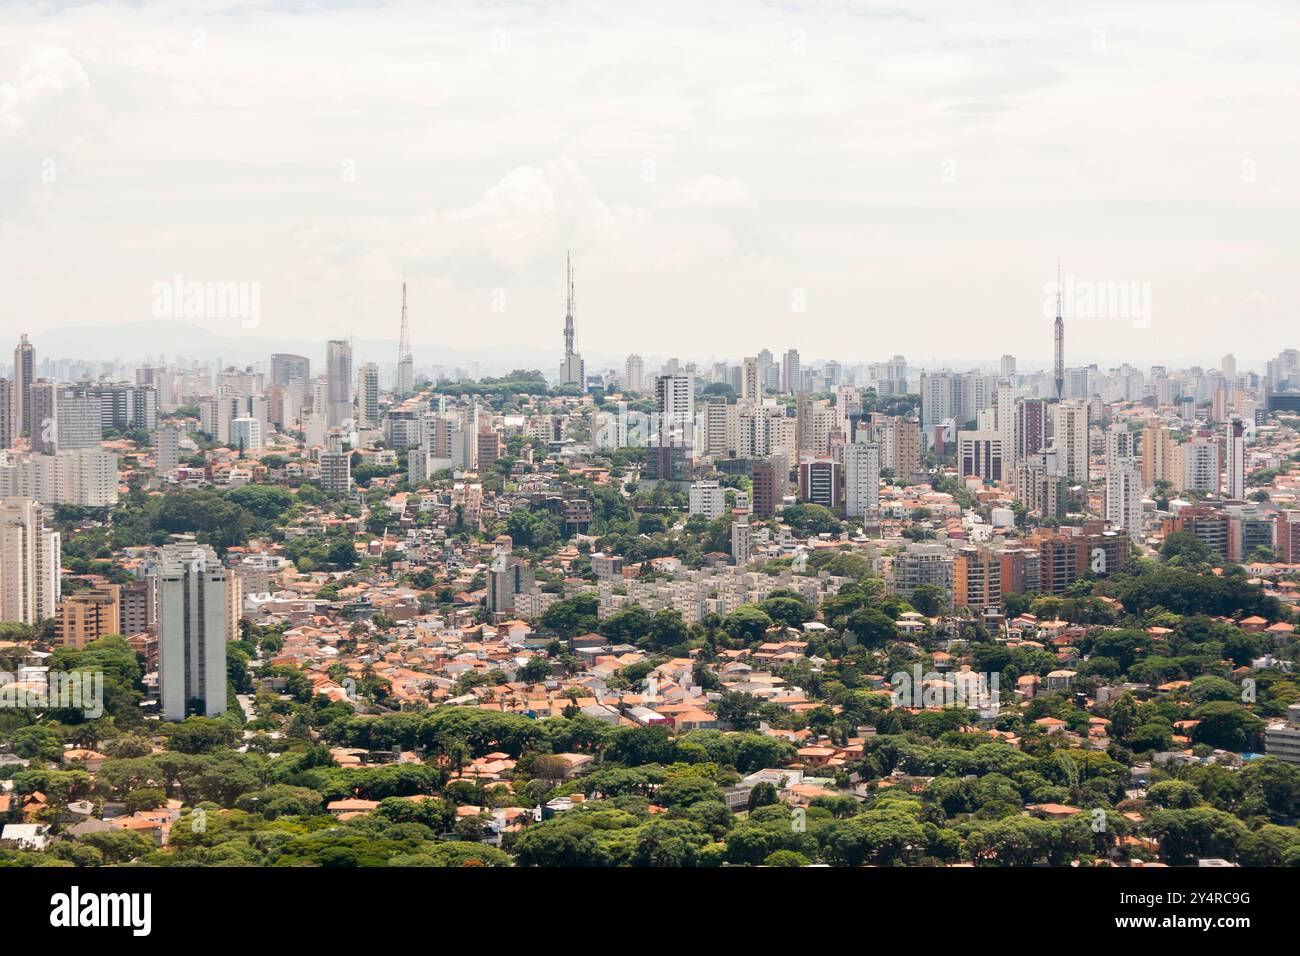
(0, 823), (50, 850)
(326, 798), (381, 818)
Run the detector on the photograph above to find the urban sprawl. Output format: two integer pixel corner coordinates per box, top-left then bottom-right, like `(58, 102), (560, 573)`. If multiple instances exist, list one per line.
(2, 270), (1300, 869)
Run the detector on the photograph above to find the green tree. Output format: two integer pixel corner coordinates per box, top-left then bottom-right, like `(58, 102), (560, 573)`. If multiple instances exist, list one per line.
(165, 716), (239, 754)
(1161, 531), (1214, 566)
(540, 593), (600, 638)
(1190, 701), (1265, 751)
(723, 605), (774, 643)
(647, 609), (689, 650)
(1108, 692), (1138, 742)
(908, 584), (946, 617)
(759, 594), (814, 629)
(845, 607), (898, 648)
(715, 692), (764, 732)
(517, 656), (554, 683)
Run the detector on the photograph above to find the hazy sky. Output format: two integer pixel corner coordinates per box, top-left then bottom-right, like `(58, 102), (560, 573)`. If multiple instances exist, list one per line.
(1, 0), (1298, 368)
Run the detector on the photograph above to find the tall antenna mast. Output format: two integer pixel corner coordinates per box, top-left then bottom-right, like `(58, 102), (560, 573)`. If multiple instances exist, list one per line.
(1054, 262), (1064, 402)
(564, 251), (576, 357)
(398, 277), (410, 359)
(396, 267), (414, 396)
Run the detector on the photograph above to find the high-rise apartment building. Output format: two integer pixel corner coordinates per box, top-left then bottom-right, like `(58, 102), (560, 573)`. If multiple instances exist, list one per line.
(794, 392), (813, 454)
(155, 423), (182, 476)
(476, 427), (501, 469)
(1278, 511), (1300, 565)
(0, 378), (13, 450)
(153, 541), (228, 721)
(798, 457), (841, 510)
(995, 380), (1015, 463)
(1264, 704), (1300, 767)
(30, 383), (102, 454)
(688, 480), (726, 519)
(842, 440), (881, 518)
(120, 580), (154, 636)
(919, 370), (958, 431)
(1105, 457), (1144, 539)
(655, 372), (694, 423)
(487, 553), (534, 615)
(1052, 400), (1089, 483)
(741, 357), (761, 404)
(731, 511), (752, 565)
(736, 403), (788, 461)
(624, 354), (644, 394)
(890, 544), (954, 607)
(1161, 505), (1230, 560)
(1104, 423), (1137, 469)
(1015, 448), (1068, 518)
(67, 382), (158, 433)
(894, 416), (920, 482)
(757, 349), (778, 392)
(28, 381), (56, 452)
(199, 395), (238, 445)
(953, 545), (1002, 611)
(652, 373), (695, 470)
(1140, 420), (1173, 491)
(13, 335), (35, 437)
(358, 362), (380, 427)
(0, 449), (118, 507)
(55, 584), (121, 649)
(1031, 530), (1130, 595)
(230, 417), (264, 455)
(957, 430), (1005, 483)
(751, 456), (783, 519)
(1014, 398), (1047, 464)
(267, 384), (297, 431)
(0, 497), (60, 625)
(1225, 418), (1246, 500)
(326, 339), (353, 427)
(320, 434), (353, 495)
(697, 396), (735, 458)
(1180, 432), (1219, 493)
(781, 349), (801, 394)
(271, 353), (311, 398)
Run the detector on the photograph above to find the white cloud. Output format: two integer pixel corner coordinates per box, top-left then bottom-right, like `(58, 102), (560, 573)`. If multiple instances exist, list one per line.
(0, 0), (1297, 365)
(674, 174), (753, 208)
(0, 45), (90, 137)
(0, 45), (94, 222)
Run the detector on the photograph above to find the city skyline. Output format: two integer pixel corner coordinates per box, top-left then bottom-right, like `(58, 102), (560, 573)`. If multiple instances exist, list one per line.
(4, 316), (1294, 384)
(3, 0), (1300, 900)
(0, 252), (1292, 377)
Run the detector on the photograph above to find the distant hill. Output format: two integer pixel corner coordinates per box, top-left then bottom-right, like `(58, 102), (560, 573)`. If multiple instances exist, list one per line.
(31, 319), (624, 373)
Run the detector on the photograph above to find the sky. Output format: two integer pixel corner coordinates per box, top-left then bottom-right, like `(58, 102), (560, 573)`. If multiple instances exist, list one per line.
(1, 0), (1298, 369)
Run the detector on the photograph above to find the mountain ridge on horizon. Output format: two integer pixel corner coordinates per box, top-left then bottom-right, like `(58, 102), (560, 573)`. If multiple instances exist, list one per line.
(3, 318), (1281, 375)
